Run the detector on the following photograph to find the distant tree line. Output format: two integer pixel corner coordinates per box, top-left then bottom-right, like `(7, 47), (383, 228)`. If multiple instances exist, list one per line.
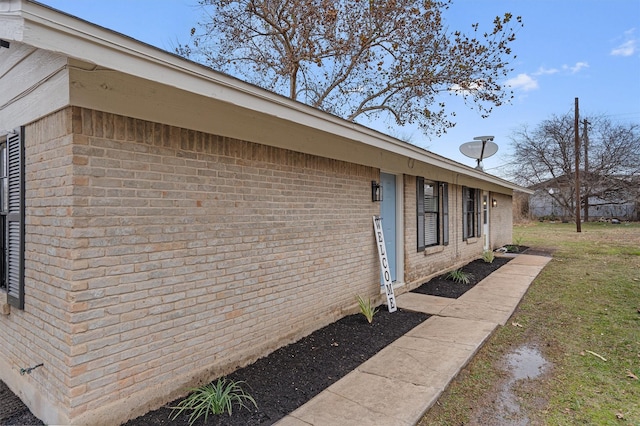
(510, 113), (640, 221)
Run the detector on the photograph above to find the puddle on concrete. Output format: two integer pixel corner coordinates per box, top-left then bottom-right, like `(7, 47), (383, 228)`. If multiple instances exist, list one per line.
(469, 345), (550, 426)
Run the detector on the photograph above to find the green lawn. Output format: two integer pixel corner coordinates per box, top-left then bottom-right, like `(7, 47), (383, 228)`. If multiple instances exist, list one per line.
(420, 221), (640, 425)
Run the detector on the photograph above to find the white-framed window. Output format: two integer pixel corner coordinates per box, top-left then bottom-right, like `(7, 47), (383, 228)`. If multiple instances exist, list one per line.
(462, 186), (481, 240)
(417, 177), (448, 251)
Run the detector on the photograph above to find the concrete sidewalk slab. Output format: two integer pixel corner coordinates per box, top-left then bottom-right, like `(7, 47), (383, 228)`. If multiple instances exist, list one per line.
(471, 274), (535, 297)
(358, 341), (476, 386)
(328, 370), (439, 424)
(283, 317), (496, 426)
(394, 292), (451, 315)
(474, 271), (534, 287)
(404, 315), (496, 348)
(276, 254), (551, 426)
(277, 387), (408, 426)
(508, 254), (552, 266)
(493, 264), (548, 278)
(457, 288), (521, 308)
(439, 299), (515, 325)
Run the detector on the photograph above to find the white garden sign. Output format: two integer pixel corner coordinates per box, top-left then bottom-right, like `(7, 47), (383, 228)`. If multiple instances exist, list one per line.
(373, 216), (397, 313)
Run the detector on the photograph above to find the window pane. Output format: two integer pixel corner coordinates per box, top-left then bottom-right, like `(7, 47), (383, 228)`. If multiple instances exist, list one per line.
(462, 186), (477, 239)
(425, 212), (438, 245)
(424, 181), (439, 246)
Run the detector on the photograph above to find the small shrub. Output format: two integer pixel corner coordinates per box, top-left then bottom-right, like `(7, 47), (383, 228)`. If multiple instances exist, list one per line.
(505, 244), (520, 253)
(446, 269), (474, 285)
(170, 378), (257, 426)
(482, 250), (495, 263)
(356, 295), (378, 324)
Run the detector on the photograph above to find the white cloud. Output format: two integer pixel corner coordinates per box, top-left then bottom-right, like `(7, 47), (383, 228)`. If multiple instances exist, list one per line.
(505, 73), (538, 91)
(533, 67), (559, 76)
(611, 39), (637, 56)
(611, 28), (637, 56)
(562, 62), (589, 74)
(517, 61), (587, 92)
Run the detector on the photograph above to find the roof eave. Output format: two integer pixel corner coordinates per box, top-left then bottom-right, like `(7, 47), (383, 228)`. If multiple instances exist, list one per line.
(3, 0), (528, 193)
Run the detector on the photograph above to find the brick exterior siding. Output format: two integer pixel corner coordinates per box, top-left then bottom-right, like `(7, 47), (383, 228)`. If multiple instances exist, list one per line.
(7, 107), (383, 423)
(489, 192), (514, 248)
(0, 106), (512, 424)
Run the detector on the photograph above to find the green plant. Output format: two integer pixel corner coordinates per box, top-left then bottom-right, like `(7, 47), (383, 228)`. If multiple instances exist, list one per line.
(481, 250), (495, 263)
(170, 378), (257, 425)
(446, 269), (474, 285)
(356, 295), (378, 324)
(514, 235), (524, 246)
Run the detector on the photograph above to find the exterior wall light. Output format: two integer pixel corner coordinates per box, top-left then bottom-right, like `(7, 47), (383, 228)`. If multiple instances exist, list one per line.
(492, 198), (498, 208)
(371, 180), (383, 202)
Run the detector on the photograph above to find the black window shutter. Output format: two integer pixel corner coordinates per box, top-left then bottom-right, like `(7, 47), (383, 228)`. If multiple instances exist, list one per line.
(6, 127), (24, 310)
(462, 186), (469, 240)
(476, 189), (482, 238)
(416, 176), (425, 251)
(442, 183), (449, 245)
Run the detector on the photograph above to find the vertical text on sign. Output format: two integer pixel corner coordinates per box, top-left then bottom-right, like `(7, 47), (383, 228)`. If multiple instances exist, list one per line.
(373, 216), (397, 313)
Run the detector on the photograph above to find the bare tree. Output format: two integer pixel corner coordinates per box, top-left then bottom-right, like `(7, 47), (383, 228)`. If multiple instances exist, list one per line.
(510, 113), (640, 220)
(179, 0), (522, 137)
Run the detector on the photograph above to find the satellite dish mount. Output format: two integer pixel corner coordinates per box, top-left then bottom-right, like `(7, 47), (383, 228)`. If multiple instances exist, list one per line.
(459, 136), (498, 171)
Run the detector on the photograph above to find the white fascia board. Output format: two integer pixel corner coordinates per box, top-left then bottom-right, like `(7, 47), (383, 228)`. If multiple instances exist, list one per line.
(5, 0), (528, 193)
(0, 2), (25, 41)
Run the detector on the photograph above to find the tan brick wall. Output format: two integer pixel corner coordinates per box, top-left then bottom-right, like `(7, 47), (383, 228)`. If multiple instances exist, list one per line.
(0, 108), (78, 424)
(1, 106), (514, 425)
(402, 175), (491, 289)
(490, 192), (513, 248)
(4, 107), (385, 424)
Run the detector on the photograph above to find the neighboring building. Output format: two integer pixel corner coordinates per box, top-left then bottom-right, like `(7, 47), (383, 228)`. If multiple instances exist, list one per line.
(527, 175), (639, 221)
(0, 1), (530, 424)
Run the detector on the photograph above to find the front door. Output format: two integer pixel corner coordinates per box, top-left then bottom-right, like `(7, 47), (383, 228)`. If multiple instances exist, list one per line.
(380, 173), (397, 283)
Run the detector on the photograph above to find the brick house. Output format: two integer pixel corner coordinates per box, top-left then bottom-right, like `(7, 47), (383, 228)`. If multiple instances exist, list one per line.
(0, 1), (530, 424)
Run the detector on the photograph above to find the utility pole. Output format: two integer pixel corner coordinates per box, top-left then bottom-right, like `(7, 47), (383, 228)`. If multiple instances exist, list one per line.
(583, 119), (590, 222)
(574, 98), (581, 232)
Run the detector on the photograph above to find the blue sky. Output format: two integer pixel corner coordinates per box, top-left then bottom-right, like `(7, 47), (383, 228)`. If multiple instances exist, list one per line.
(40, 0), (640, 178)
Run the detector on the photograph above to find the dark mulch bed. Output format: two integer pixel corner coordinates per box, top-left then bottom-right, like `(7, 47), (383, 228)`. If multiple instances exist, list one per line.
(5, 249), (527, 426)
(124, 308), (429, 425)
(411, 254), (519, 299)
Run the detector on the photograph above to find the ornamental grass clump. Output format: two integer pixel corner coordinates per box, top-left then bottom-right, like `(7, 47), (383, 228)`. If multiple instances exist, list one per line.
(170, 378), (257, 426)
(505, 244), (520, 253)
(446, 268), (474, 285)
(356, 294), (378, 324)
(482, 250), (495, 263)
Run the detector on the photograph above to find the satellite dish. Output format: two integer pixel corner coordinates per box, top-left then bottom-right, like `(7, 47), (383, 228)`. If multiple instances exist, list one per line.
(459, 136), (498, 171)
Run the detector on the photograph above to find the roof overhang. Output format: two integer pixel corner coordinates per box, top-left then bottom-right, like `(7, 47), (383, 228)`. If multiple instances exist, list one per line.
(0, 0), (532, 194)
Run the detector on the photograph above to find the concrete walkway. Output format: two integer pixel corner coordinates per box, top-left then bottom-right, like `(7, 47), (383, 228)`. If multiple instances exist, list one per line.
(276, 254), (551, 426)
